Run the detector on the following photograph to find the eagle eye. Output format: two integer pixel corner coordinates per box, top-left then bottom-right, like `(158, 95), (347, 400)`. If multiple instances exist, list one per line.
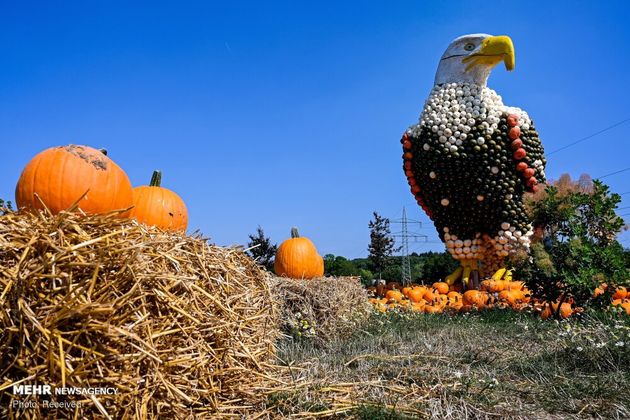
(464, 43), (475, 51)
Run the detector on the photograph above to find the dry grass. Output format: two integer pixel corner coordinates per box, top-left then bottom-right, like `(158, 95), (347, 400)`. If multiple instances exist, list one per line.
(269, 276), (372, 343)
(0, 210), (279, 419)
(269, 309), (630, 419)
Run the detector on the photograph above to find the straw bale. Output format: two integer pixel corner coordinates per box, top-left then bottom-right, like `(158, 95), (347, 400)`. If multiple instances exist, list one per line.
(0, 210), (278, 419)
(269, 276), (372, 342)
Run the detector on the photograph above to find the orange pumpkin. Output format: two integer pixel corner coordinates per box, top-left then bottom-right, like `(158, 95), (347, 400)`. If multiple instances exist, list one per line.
(408, 288), (424, 303)
(15, 145), (132, 216)
(385, 290), (404, 302)
(447, 298), (463, 311)
(463, 290), (488, 307)
(411, 301), (426, 312)
(593, 283), (608, 297)
(423, 289), (440, 303)
(615, 300), (630, 315)
(498, 290), (525, 307)
(613, 286), (628, 300)
(274, 227), (324, 279)
(130, 171), (188, 233)
(432, 282), (449, 294)
(423, 304), (443, 314)
(505, 281), (525, 291)
(540, 301), (573, 320)
(480, 279), (507, 292)
(447, 292), (464, 306)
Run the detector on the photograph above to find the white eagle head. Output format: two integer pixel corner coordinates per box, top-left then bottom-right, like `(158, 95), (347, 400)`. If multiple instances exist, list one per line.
(434, 34), (515, 86)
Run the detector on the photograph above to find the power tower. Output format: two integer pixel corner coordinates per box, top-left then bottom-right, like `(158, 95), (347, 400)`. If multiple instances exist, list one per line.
(392, 207), (427, 285)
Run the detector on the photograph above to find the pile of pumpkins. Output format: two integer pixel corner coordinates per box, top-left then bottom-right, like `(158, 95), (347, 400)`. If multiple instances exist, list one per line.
(369, 279), (535, 314)
(14, 144), (188, 232)
(368, 280), (579, 319)
(594, 284), (630, 315)
(14, 146), (326, 280)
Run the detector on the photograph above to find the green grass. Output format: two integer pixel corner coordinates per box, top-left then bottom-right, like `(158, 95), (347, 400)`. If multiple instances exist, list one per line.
(269, 309), (630, 418)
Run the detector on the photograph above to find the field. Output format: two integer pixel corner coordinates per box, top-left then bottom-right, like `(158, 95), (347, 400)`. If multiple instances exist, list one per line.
(270, 310), (630, 419)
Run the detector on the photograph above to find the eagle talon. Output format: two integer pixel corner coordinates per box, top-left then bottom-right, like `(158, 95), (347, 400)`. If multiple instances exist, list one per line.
(445, 259), (481, 287)
(491, 268), (512, 281)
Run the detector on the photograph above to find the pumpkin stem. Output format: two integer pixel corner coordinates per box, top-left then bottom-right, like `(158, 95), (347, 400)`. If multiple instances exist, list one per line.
(291, 227), (300, 238)
(99, 148), (108, 156)
(150, 171), (162, 187)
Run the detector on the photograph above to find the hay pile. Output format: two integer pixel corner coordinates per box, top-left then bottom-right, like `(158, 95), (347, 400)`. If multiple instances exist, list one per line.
(0, 210), (278, 419)
(269, 276), (371, 342)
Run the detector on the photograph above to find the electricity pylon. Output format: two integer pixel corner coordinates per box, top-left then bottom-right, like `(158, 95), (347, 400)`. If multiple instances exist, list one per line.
(392, 207), (427, 285)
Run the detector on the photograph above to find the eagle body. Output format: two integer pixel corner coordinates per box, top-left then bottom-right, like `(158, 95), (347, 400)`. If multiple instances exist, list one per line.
(402, 35), (546, 278)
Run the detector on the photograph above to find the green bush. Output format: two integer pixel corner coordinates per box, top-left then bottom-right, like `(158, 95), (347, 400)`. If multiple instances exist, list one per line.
(516, 177), (629, 307)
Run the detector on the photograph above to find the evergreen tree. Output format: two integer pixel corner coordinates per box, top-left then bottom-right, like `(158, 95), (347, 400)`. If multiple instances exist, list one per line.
(367, 212), (395, 278)
(246, 226), (277, 271)
(0, 198), (12, 216)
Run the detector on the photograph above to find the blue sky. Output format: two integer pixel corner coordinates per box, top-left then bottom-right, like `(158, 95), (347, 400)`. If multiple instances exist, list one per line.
(1, 0), (629, 257)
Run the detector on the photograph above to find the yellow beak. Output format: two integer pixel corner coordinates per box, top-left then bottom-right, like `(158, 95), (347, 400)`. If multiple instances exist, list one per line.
(462, 35), (515, 72)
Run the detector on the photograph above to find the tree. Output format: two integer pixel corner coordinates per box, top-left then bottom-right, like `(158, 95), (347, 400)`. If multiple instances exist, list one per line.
(415, 252), (459, 283)
(246, 226), (277, 271)
(516, 175), (629, 310)
(368, 212), (396, 278)
(324, 254), (358, 276)
(0, 198), (12, 216)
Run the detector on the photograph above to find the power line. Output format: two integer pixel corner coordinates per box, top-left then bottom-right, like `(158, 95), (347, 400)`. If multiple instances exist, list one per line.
(597, 166), (630, 180)
(547, 116), (630, 156)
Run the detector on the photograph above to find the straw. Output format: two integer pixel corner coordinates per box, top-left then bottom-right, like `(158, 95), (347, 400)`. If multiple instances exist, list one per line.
(0, 210), (279, 419)
(269, 276), (372, 343)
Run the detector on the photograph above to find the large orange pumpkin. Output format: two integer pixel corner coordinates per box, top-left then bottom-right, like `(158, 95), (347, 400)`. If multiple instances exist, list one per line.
(15, 145), (133, 216)
(274, 227), (324, 279)
(129, 171), (188, 233)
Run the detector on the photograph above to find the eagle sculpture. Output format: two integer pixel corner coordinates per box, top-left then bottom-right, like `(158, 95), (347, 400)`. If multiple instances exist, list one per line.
(402, 34), (546, 288)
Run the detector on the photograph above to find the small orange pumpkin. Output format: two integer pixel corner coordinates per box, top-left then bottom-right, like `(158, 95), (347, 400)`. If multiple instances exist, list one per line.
(15, 145), (133, 216)
(423, 289), (440, 303)
(432, 282), (449, 294)
(613, 287), (628, 300)
(447, 299), (463, 311)
(615, 300), (630, 315)
(498, 290), (525, 307)
(386, 290), (404, 302)
(408, 288), (424, 303)
(593, 283), (608, 297)
(274, 227), (324, 279)
(412, 301), (426, 312)
(130, 171), (188, 233)
(463, 290), (488, 307)
(480, 279), (507, 292)
(447, 291), (462, 301)
(505, 281), (525, 291)
(540, 301), (573, 320)
(423, 304), (443, 314)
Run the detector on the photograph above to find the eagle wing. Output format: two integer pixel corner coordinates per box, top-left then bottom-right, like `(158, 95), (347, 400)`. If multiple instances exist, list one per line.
(503, 111), (546, 192)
